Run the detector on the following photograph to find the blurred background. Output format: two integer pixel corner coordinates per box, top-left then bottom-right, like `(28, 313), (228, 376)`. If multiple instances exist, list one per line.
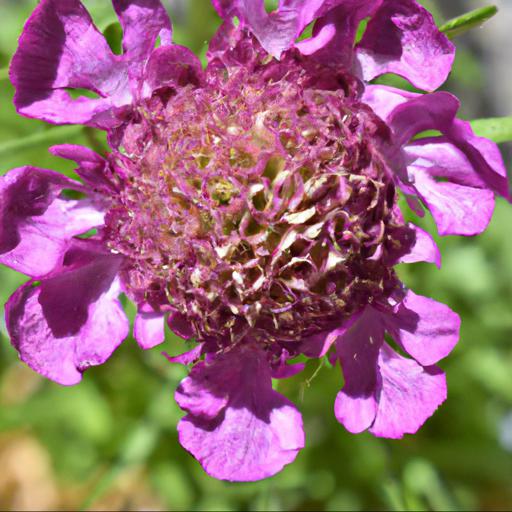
(0, 0), (511, 510)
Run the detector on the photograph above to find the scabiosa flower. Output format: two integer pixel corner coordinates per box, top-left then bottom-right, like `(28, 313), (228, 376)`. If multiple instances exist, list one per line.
(2, 0), (508, 481)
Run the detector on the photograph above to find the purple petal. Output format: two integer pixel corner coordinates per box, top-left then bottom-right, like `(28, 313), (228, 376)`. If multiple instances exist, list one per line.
(409, 167), (495, 236)
(6, 242), (128, 385)
(356, 0), (455, 91)
(365, 87), (509, 201)
(404, 140), (487, 188)
(300, 312), (363, 358)
(164, 344), (203, 366)
(388, 91), (460, 147)
(142, 45), (204, 97)
(211, 0), (297, 58)
(167, 311), (195, 340)
(271, 350), (306, 379)
(50, 145), (117, 192)
(445, 119), (509, 198)
(10, 0), (130, 128)
(175, 345), (304, 481)
(134, 308), (165, 349)
(369, 343), (447, 438)
(213, 0), (382, 60)
(362, 84), (418, 121)
(384, 290), (460, 367)
(0, 167), (104, 277)
(398, 224), (441, 267)
(296, 0), (381, 67)
(334, 308), (382, 434)
(335, 303), (450, 438)
(113, 0), (172, 67)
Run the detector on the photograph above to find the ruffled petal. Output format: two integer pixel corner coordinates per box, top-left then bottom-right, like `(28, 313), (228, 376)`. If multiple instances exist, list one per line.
(369, 343), (447, 438)
(334, 308), (381, 434)
(408, 167), (495, 236)
(113, 0), (172, 65)
(405, 140), (488, 188)
(388, 91), (460, 147)
(0, 167), (104, 277)
(398, 223), (440, 267)
(10, 0), (130, 128)
(295, 0), (381, 67)
(211, 0), (297, 58)
(364, 87), (508, 226)
(167, 311), (195, 340)
(134, 307), (165, 349)
(213, 0), (382, 61)
(335, 301), (452, 438)
(175, 344), (304, 481)
(300, 312), (363, 358)
(383, 290), (460, 366)
(164, 345), (203, 365)
(6, 242), (128, 385)
(142, 45), (204, 97)
(444, 119), (509, 198)
(10, 0), (176, 128)
(356, 0), (455, 91)
(50, 145), (118, 193)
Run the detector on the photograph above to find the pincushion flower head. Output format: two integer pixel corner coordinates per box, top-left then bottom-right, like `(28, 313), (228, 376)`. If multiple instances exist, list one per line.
(3, 0), (508, 481)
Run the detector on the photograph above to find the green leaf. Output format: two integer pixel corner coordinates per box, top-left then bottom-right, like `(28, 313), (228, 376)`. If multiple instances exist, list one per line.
(0, 68), (8, 82)
(0, 125), (83, 159)
(471, 117), (512, 143)
(439, 6), (498, 39)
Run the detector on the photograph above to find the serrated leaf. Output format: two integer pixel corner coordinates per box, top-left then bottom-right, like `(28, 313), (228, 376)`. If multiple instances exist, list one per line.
(0, 125), (83, 159)
(471, 117), (512, 144)
(440, 6), (498, 39)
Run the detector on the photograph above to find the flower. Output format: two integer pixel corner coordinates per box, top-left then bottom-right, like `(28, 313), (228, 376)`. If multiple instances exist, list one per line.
(2, 0), (507, 481)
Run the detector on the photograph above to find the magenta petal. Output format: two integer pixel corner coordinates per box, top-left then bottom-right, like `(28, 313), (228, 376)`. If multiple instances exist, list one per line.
(362, 84), (417, 122)
(300, 311), (363, 358)
(398, 224), (441, 267)
(134, 308), (165, 349)
(334, 308), (381, 434)
(212, 0), (311, 59)
(410, 167), (495, 236)
(405, 140), (487, 188)
(388, 91), (460, 147)
(10, 0), (130, 128)
(0, 167), (104, 277)
(50, 145), (117, 192)
(445, 119), (509, 198)
(356, 0), (455, 91)
(167, 312), (195, 340)
(176, 345), (304, 481)
(164, 345), (203, 366)
(6, 243), (128, 385)
(113, 0), (172, 65)
(365, 87), (509, 199)
(142, 45), (204, 96)
(369, 343), (447, 438)
(384, 290), (460, 366)
(296, 0), (381, 67)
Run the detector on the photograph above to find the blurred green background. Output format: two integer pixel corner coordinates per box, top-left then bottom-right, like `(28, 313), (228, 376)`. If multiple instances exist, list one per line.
(1, 1), (511, 510)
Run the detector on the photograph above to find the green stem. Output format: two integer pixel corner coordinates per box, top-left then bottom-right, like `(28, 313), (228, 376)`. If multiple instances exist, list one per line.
(0, 126), (83, 159)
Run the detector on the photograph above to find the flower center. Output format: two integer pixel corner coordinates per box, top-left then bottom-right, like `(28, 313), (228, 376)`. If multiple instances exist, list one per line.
(104, 50), (412, 345)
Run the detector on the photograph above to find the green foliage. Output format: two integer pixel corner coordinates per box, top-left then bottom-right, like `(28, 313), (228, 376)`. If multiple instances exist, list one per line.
(440, 5), (498, 39)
